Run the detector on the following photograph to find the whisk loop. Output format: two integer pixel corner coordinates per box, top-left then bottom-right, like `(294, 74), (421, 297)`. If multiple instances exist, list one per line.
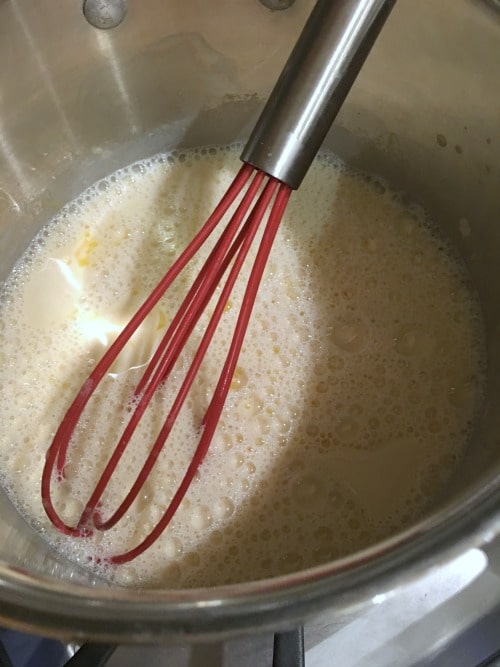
(41, 163), (291, 563)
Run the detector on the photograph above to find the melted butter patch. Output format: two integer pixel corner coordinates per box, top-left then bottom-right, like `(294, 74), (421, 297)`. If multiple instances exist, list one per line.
(74, 231), (99, 268)
(22, 258), (81, 329)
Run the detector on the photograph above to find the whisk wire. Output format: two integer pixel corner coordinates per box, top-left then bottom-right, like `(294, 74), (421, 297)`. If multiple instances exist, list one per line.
(41, 163), (254, 537)
(41, 164), (291, 563)
(84, 171), (270, 532)
(75, 168), (266, 531)
(108, 179), (290, 565)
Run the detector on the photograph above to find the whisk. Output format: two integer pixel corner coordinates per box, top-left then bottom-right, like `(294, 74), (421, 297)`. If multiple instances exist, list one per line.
(41, 0), (395, 564)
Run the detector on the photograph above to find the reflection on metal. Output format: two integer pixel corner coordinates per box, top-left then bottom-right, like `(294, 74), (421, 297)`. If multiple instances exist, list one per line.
(94, 30), (140, 134)
(260, 0), (296, 9)
(83, 0), (127, 29)
(10, 0), (79, 150)
(0, 94), (32, 199)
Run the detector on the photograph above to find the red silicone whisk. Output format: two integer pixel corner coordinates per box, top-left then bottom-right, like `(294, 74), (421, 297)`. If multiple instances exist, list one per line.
(41, 0), (395, 564)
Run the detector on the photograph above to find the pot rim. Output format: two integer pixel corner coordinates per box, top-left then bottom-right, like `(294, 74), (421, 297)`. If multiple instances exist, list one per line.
(0, 470), (499, 641)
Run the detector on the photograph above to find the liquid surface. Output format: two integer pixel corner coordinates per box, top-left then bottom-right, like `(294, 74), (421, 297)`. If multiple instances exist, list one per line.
(0, 146), (485, 587)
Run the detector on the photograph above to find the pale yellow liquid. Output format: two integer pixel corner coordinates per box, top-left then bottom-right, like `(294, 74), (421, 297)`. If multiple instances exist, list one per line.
(0, 146), (485, 587)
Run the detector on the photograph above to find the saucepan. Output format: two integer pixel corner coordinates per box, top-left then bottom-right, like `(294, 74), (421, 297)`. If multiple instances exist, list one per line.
(0, 0), (498, 643)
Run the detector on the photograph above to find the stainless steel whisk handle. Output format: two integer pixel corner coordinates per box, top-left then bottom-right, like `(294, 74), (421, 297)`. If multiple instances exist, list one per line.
(241, 0), (396, 189)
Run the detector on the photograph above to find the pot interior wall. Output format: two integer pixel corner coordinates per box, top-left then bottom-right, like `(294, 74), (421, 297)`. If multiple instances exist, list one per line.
(0, 0), (498, 590)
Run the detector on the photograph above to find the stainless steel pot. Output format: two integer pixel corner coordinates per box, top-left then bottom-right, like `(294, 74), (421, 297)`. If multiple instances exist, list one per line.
(0, 0), (498, 643)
